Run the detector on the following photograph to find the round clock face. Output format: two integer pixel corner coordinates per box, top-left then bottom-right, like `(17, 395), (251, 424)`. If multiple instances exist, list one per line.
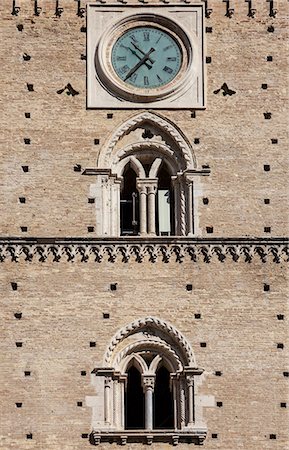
(111, 26), (182, 89)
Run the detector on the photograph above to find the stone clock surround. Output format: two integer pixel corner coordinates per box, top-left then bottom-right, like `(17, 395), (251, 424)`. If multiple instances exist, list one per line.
(87, 3), (205, 109)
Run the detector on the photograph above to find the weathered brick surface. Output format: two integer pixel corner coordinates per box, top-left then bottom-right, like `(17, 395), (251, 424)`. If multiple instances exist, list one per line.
(0, 0), (288, 449)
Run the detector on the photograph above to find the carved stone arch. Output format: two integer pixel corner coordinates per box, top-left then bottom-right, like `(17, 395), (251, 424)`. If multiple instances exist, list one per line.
(97, 111), (197, 170)
(113, 141), (180, 176)
(114, 339), (183, 373)
(104, 316), (196, 367)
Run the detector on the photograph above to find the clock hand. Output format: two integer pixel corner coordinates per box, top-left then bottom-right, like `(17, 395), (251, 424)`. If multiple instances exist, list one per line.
(131, 42), (155, 64)
(124, 47), (155, 81)
(120, 44), (152, 69)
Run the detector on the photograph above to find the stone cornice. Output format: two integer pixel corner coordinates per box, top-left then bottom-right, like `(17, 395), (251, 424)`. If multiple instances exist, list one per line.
(0, 237), (288, 263)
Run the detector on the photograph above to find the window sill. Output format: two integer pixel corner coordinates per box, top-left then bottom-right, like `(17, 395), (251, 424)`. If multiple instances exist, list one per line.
(90, 429), (207, 446)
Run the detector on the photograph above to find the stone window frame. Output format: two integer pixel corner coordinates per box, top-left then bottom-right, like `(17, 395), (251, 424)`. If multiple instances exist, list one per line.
(83, 112), (210, 238)
(88, 317), (208, 446)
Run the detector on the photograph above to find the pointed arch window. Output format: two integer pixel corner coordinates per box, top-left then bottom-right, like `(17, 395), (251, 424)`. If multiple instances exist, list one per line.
(83, 112), (210, 237)
(90, 317), (208, 446)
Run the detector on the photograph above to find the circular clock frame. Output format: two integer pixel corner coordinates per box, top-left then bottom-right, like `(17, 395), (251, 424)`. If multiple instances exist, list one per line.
(95, 14), (196, 103)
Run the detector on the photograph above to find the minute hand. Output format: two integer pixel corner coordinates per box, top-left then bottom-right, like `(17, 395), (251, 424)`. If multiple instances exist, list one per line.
(124, 47), (155, 81)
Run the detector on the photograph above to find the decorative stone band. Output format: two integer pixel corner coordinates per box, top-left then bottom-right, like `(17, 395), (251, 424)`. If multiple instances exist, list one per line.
(90, 429), (207, 446)
(0, 238), (288, 264)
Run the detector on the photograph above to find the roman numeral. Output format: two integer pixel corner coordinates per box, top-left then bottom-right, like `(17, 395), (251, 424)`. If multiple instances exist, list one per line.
(167, 57), (176, 61)
(143, 32), (150, 41)
(119, 65), (130, 75)
(155, 36), (162, 44)
(117, 56), (127, 61)
(130, 73), (138, 82)
(130, 34), (138, 43)
(163, 45), (173, 51)
(144, 76), (149, 86)
(156, 74), (163, 83)
(163, 66), (173, 74)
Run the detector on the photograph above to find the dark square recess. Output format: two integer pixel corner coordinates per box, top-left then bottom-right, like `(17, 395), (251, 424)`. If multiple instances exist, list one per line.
(186, 284), (193, 291)
(19, 197), (26, 203)
(25, 112), (31, 118)
(16, 342), (23, 347)
(216, 401), (223, 407)
(264, 284), (270, 291)
(24, 138), (30, 144)
(277, 343), (284, 349)
(269, 434), (276, 439)
(81, 434), (88, 439)
(80, 26), (86, 33)
(26, 434), (33, 439)
(267, 26), (274, 33)
(264, 164), (270, 171)
(277, 314), (284, 320)
(81, 371), (87, 376)
(264, 112), (271, 119)
(21, 226), (28, 232)
(107, 113), (113, 119)
(88, 198), (95, 203)
(14, 312), (22, 319)
(191, 111), (196, 118)
(22, 166), (29, 172)
(261, 83), (268, 89)
(280, 403), (287, 408)
(16, 402), (22, 408)
(103, 313), (110, 319)
(203, 198), (209, 205)
(206, 226), (213, 233)
(194, 314), (201, 319)
(87, 226), (94, 232)
(27, 84), (34, 91)
(194, 138), (200, 144)
(264, 199), (270, 204)
(200, 342), (207, 348)
(206, 27), (213, 33)
(90, 342), (96, 347)
(215, 371), (222, 376)
(94, 139), (99, 145)
(264, 227), (271, 233)
(74, 164), (81, 172)
(110, 283), (117, 291)
(271, 139), (278, 144)
(11, 282), (18, 290)
(24, 371), (31, 376)
(212, 434), (218, 439)
(77, 401), (83, 407)
(206, 56), (212, 63)
(283, 372), (289, 377)
(267, 56), (273, 61)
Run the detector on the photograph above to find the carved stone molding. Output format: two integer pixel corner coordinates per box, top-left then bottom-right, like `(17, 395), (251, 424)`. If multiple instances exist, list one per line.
(0, 238), (288, 264)
(97, 111), (196, 169)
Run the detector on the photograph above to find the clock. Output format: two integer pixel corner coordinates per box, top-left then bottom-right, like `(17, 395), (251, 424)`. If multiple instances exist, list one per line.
(87, 5), (205, 109)
(95, 15), (191, 103)
(111, 26), (182, 90)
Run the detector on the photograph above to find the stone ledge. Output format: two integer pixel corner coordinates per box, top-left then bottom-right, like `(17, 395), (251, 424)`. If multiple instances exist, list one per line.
(0, 237), (288, 263)
(90, 429), (207, 446)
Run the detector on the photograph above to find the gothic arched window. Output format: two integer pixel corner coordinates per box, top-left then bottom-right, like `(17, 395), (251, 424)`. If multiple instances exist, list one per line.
(84, 112), (210, 237)
(90, 317), (208, 446)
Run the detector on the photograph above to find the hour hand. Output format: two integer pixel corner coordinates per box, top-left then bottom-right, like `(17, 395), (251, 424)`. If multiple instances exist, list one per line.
(131, 42), (155, 64)
(120, 44), (152, 69)
(124, 47), (155, 81)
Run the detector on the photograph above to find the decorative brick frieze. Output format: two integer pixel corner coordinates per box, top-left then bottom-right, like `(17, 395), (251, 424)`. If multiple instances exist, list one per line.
(0, 238), (287, 264)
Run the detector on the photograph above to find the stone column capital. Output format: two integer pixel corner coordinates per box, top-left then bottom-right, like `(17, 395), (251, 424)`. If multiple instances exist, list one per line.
(142, 376), (155, 392)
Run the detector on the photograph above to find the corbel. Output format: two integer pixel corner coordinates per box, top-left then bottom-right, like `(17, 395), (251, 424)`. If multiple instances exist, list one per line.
(204, 1), (213, 18)
(76, 0), (85, 18)
(267, 0), (277, 18)
(223, 0), (234, 18)
(34, 0), (42, 16)
(11, 0), (20, 16)
(55, 0), (64, 18)
(245, 0), (256, 18)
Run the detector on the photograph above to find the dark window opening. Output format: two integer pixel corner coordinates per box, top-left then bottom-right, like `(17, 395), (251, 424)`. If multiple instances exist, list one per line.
(125, 366), (145, 429)
(156, 164), (175, 236)
(120, 166), (139, 236)
(154, 366), (174, 429)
